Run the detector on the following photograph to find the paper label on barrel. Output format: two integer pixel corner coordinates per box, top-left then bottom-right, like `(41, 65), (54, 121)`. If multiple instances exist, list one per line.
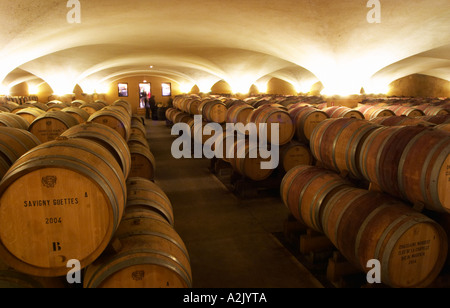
(0, 168), (110, 269)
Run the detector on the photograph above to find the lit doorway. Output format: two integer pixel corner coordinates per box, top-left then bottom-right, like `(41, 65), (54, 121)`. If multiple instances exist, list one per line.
(139, 82), (151, 109)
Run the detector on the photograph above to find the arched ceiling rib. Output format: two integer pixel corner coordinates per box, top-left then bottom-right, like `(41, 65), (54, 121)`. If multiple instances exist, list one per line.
(0, 0), (449, 95)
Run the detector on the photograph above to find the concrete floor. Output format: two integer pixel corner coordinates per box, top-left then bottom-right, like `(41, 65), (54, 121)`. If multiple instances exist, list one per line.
(144, 119), (324, 289)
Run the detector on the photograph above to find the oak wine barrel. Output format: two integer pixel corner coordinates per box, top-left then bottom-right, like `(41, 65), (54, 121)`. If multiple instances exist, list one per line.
(184, 98), (202, 115)
(323, 106), (365, 119)
(61, 107), (90, 124)
(0, 127), (41, 178)
(0, 260), (67, 288)
(226, 104), (254, 125)
(416, 105), (449, 116)
(0, 137), (127, 277)
(83, 207), (192, 288)
(371, 116), (435, 127)
(356, 105), (396, 120)
(435, 123), (450, 133)
(113, 100), (133, 117)
(25, 101), (48, 112)
(126, 177), (174, 226)
(250, 106), (295, 146)
(14, 107), (46, 125)
(228, 139), (275, 181)
(173, 111), (192, 125)
(0, 127), (41, 164)
(360, 126), (450, 213)
(61, 122), (132, 179)
(280, 165), (349, 231)
(88, 107), (131, 142)
(386, 105), (425, 118)
(28, 111), (79, 143)
(165, 108), (178, 123)
(128, 134), (150, 148)
(279, 141), (314, 173)
(80, 102), (104, 115)
(420, 114), (450, 125)
(397, 128), (450, 213)
(131, 117), (147, 139)
(71, 100), (86, 108)
(210, 131), (236, 163)
(310, 118), (380, 179)
(288, 106), (329, 143)
(199, 100), (227, 124)
(321, 186), (448, 288)
(129, 143), (156, 181)
(0, 113), (30, 130)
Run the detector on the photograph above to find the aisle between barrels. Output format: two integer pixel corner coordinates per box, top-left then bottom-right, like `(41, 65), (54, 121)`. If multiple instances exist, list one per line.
(143, 120), (323, 288)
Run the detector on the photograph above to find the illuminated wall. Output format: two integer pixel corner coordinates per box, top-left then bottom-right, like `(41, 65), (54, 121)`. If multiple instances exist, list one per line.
(105, 76), (182, 113)
(388, 74), (450, 98)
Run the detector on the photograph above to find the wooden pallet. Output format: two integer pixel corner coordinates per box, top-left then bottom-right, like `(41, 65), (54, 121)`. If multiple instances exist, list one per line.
(326, 251), (372, 288)
(210, 157), (285, 199)
(230, 170), (284, 199)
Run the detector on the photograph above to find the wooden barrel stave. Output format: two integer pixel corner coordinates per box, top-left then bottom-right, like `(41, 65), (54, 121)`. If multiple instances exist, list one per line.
(128, 144), (156, 181)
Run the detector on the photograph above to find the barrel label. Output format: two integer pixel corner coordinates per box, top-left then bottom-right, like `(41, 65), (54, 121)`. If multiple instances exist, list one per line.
(23, 198), (79, 208)
(132, 270), (145, 281)
(397, 240), (431, 264)
(36, 129), (65, 139)
(52, 242), (62, 252)
(42, 176), (57, 188)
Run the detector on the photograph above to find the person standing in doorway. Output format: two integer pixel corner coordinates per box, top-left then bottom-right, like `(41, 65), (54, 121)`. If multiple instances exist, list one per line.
(149, 94), (157, 120)
(143, 91), (151, 119)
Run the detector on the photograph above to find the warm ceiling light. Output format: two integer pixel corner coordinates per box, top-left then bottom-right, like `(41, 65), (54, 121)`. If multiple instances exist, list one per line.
(179, 82), (194, 94)
(149, 66), (153, 69)
(255, 81), (268, 94)
(28, 83), (41, 95)
(0, 84), (10, 95)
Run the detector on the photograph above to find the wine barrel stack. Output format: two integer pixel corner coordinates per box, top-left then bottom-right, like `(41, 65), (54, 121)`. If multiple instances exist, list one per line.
(280, 95), (450, 288)
(168, 94), (307, 182)
(0, 99), (191, 288)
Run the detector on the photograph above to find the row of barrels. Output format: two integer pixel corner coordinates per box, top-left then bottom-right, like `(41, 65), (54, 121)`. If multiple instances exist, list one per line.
(0, 95), (39, 105)
(0, 174), (192, 287)
(0, 99), (159, 182)
(167, 101), (308, 181)
(83, 177), (192, 288)
(281, 165), (448, 288)
(0, 99), (110, 115)
(309, 117), (450, 214)
(363, 97), (450, 108)
(170, 96), (297, 146)
(0, 101), (190, 287)
(169, 96), (450, 185)
(78, 111), (190, 287)
(0, 99), (131, 138)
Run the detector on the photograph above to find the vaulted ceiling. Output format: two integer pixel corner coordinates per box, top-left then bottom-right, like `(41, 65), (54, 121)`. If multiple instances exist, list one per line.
(1, 0), (449, 95)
